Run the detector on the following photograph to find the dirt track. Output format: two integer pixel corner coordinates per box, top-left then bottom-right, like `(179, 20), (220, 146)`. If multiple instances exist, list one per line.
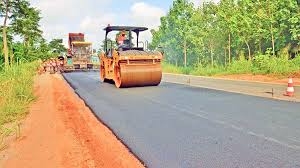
(0, 73), (144, 168)
(215, 74), (300, 85)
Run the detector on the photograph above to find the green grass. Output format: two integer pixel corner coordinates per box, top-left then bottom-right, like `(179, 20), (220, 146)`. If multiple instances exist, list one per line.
(190, 65), (226, 76)
(162, 54), (300, 77)
(162, 62), (193, 74)
(0, 62), (39, 132)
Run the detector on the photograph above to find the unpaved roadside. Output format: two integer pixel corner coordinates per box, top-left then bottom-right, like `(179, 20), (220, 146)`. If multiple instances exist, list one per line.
(163, 73), (300, 102)
(0, 73), (144, 168)
(214, 73), (300, 85)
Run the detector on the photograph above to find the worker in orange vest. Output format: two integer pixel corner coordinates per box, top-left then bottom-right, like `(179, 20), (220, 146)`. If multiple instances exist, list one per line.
(43, 61), (47, 72)
(117, 31), (126, 50)
(59, 59), (64, 72)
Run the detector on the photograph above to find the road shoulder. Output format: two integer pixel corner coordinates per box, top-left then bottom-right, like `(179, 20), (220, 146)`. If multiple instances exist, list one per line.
(163, 73), (300, 102)
(0, 73), (144, 168)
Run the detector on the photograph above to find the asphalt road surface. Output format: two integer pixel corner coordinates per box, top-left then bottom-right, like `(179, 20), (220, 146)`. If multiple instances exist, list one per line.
(63, 72), (300, 168)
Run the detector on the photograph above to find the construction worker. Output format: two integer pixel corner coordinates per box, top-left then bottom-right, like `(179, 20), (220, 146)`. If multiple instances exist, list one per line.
(117, 31), (126, 50)
(45, 60), (50, 72)
(50, 58), (57, 74)
(58, 57), (64, 73)
(53, 59), (58, 73)
(48, 60), (52, 73)
(42, 61), (47, 72)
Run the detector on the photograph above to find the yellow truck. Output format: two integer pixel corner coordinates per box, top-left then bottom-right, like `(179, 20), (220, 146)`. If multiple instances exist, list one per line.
(64, 33), (99, 71)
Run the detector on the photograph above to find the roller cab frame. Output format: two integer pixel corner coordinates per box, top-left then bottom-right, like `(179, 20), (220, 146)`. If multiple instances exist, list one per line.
(100, 26), (163, 88)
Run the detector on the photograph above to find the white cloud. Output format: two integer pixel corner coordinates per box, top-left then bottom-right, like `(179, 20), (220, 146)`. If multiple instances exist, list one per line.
(130, 2), (165, 28)
(30, 0), (110, 47)
(190, 0), (220, 6)
(29, 0), (166, 48)
(79, 14), (116, 47)
(80, 15), (115, 33)
(34, 0), (74, 24)
(129, 2), (165, 42)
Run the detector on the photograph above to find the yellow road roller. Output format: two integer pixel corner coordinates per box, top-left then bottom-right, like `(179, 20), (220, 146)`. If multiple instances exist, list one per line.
(99, 25), (163, 88)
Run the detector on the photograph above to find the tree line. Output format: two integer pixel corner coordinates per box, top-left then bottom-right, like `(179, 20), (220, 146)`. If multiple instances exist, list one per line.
(150, 0), (300, 67)
(0, 0), (66, 69)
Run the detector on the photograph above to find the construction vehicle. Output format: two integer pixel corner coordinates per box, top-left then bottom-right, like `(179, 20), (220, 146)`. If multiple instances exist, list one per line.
(100, 25), (163, 88)
(64, 33), (99, 71)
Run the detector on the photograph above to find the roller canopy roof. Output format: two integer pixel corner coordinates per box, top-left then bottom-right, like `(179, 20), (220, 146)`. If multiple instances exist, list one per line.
(104, 26), (148, 33)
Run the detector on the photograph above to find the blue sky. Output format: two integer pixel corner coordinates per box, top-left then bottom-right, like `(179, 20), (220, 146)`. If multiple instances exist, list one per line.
(29, 0), (215, 48)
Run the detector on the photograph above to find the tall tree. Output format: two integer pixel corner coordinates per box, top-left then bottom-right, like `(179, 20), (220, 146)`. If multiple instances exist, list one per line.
(202, 2), (219, 65)
(167, 0), (194, 67)
(0, 0), (42, 67)
(11, 2), (42, 50)
(289, 9), (300, 45)
(0, 0), (10, 68)
(151, 0), (299, 68)
(48, 39), (66, 54)
(217, 0), (236, 64)
(235, 0), (256, 60)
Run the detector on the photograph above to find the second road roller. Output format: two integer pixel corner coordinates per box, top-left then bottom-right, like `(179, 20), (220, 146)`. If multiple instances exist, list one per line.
(99, 25), (163, 88)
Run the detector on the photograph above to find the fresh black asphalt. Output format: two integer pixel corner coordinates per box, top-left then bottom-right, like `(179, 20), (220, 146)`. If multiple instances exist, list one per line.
(63, 72), (300, 168)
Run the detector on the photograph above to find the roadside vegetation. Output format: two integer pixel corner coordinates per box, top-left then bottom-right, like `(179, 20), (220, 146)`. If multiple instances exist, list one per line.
(163, 54), (300, 76)
(0, 62), (38, 123)
(0, 62), (39, 148)
(0, 0), (66, 142)
(151, 0), (300, 77)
